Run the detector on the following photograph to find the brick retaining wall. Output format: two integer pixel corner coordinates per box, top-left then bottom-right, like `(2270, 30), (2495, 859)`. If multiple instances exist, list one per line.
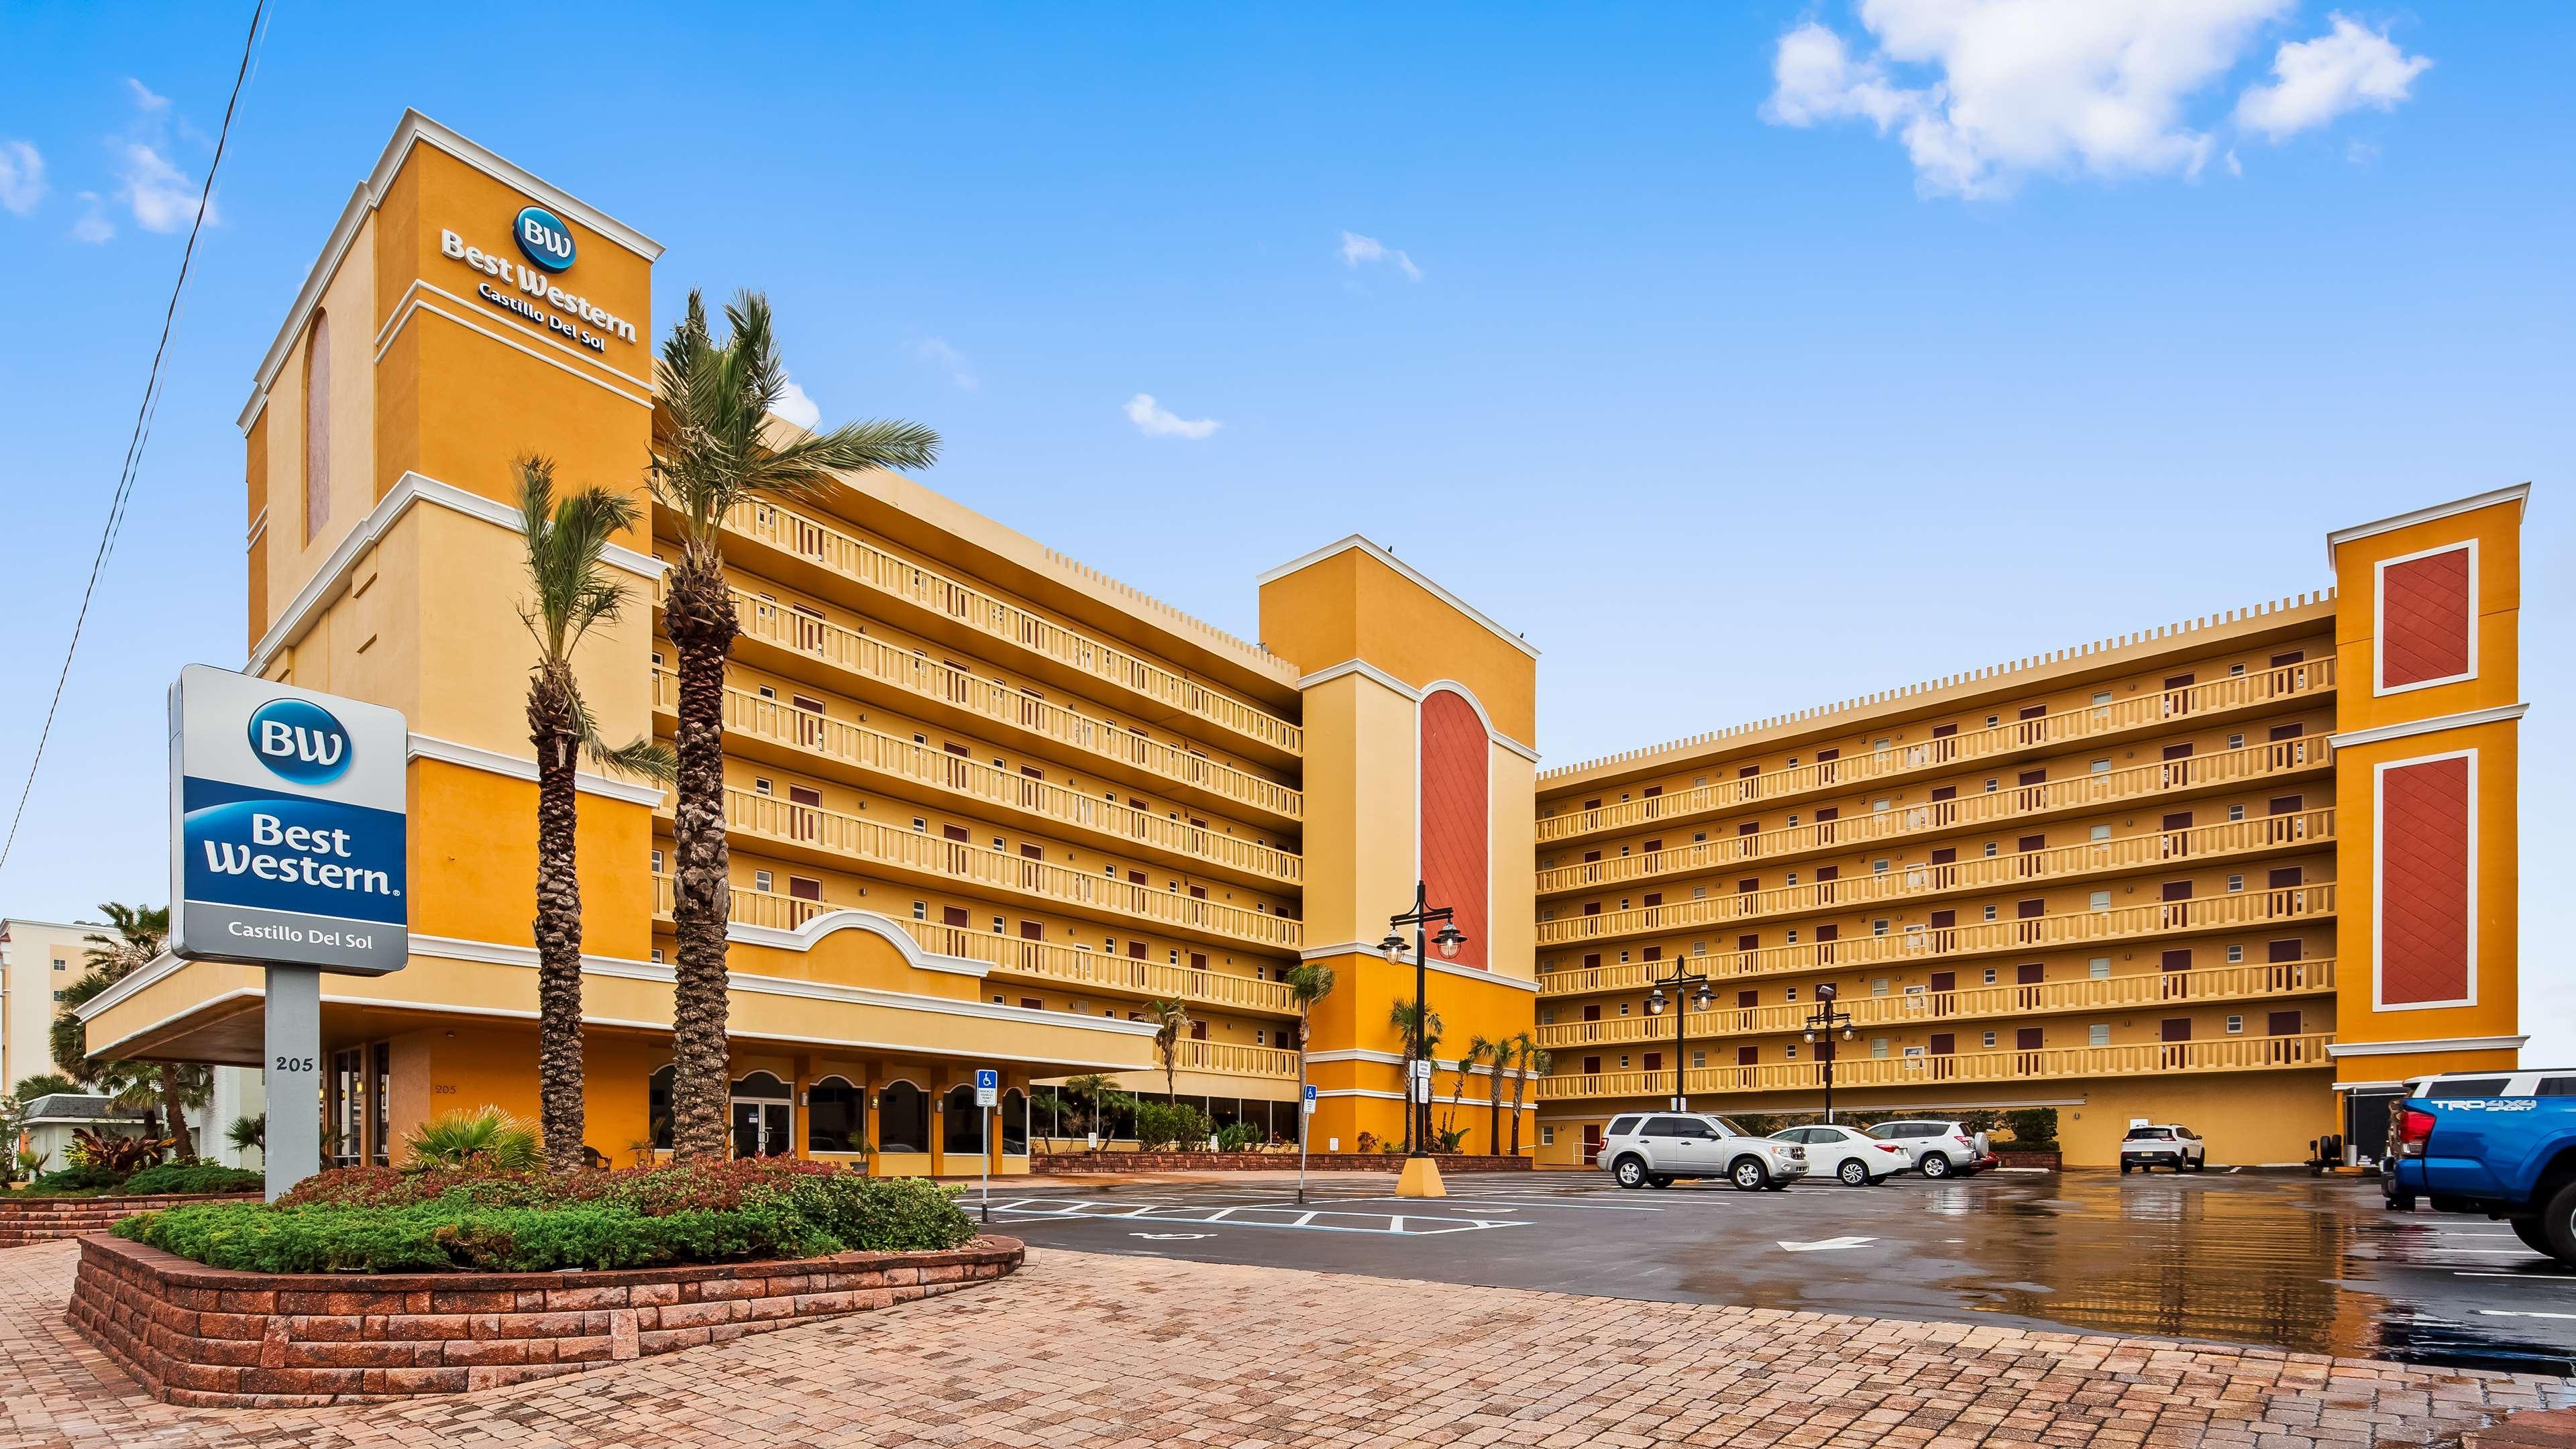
(66, 1231), (1024, 1406)
(1992, 1150), (2061, 1170)
(0, 1194), (255, 1248)
(1036, 1150), (1529, 1173)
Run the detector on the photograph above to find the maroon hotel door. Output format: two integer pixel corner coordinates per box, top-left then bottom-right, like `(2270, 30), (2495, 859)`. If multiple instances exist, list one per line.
(1582, 1124), (1603, 1166)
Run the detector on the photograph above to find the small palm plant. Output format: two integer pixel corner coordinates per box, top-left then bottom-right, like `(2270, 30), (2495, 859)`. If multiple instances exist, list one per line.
(1477, 1035), (1515, 1155)
(57, 903), (207, 1160)
(515, 455), (676, 1173)
(652, 290), (940, 1160)
(1149, 998), (1191, 1106)
(1509, 1035), (1548, 1157)
(1387, 1000), (1443, 1152)
(1287, 963), (1334, 1145)
(226, 1114), (266, 1164)
(405, 1106), (541, 1171)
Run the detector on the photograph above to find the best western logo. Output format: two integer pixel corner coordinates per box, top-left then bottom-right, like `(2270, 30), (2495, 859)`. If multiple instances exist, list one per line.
(439, 219), (637, 351)
(248, 698), (352, 785)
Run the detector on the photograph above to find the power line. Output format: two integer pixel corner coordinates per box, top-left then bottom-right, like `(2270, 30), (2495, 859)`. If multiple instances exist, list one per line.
(0, 0), (270, 878)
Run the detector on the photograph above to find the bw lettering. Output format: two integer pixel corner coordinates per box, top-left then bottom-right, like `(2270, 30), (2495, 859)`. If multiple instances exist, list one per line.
(258, 718), (343, 769)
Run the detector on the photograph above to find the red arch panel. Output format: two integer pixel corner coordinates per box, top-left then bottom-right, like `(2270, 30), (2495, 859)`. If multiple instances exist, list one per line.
(1419, 689), (1489, 971)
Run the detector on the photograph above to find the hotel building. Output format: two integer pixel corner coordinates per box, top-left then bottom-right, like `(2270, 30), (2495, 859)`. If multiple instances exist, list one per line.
(76, 113), (2525, 1171)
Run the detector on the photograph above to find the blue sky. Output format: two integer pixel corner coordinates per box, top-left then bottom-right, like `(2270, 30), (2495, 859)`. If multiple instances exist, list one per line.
(1, 4), (2567, 1045)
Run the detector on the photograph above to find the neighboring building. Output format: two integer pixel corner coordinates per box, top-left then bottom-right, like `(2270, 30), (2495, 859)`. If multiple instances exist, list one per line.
(0, 918), (99, 1096)
(76, 113), (1533, 1175)
(15, 1093), (152, 1175)
(1527, 487), (2526, 1168)
(70, 111), (2524, 1174)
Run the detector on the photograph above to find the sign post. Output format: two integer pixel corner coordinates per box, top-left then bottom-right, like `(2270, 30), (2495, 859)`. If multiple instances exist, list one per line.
(169, 665), (409, 1200)
(1299, 1083), (1317, 1203)
(974, 1069), (998, 1224)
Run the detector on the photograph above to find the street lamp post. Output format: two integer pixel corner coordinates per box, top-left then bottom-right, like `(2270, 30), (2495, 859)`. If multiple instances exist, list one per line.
(1379, 879), (1466, 1199)
(1801, 982), (1856, 1123)
(1644, 962), (1716, 1112)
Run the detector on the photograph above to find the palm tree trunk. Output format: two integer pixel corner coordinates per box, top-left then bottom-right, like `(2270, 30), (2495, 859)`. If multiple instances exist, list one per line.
(531, 675), (588, 1173)
(1399, 1044), (1415, 1154)
(1509, 1063), (1529, 1156)
(1487, 1053), (1506, 1156)
(157, 1063), (195, 1161)
(663, 550), (739, 1161)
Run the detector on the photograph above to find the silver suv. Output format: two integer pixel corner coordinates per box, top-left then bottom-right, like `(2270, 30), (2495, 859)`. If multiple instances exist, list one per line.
(2120, 1123), (2207, 1173)
(1864, 1119), (1992, 1179)
(1599, 1112), (1809, 1191)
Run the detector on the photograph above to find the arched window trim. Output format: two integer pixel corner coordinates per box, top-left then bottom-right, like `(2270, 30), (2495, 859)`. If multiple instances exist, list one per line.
(302, 309), (331, 543)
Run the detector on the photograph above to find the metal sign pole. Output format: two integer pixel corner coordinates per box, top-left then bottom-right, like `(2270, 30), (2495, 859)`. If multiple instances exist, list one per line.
(974, 1069), (998, 1225)
(263, 966), (321, 1202)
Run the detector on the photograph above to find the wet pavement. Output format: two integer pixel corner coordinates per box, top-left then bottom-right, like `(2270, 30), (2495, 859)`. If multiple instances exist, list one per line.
(980, 1167), (2576, 1376)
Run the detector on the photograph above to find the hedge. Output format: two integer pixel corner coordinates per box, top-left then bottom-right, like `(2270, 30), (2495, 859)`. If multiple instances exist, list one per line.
(115, 1159), (977, 1273)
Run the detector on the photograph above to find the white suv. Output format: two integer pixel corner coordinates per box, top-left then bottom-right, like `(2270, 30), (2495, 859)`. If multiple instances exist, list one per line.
(1598, 1112), (1809, 1191)
(1864, 1120), (1992, 1179)
(2120, 1123), (2207, 1173)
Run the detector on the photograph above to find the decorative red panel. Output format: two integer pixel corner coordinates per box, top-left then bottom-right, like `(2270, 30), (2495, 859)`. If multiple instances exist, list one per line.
(2381, 546), (2473, 689)
(2379, 754), (2472, 1006)
(1419, 689), (1489, 971)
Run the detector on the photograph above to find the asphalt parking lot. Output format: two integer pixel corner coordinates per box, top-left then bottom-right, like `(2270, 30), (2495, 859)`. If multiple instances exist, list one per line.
(981, 1167), (2576, 1376)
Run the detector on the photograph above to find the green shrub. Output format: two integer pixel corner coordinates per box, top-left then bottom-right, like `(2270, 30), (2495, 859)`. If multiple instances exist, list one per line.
(121, 1161), (975, 1273)
(403, 1106), (540, 1170)
(2001, 1107), (2059, 1149)
(1133, 1101), (1211, 1150)
(1215, 1123), (1261, 1152)
(24, 1163), (127, 1195)
(119, 1163), (264, 1196)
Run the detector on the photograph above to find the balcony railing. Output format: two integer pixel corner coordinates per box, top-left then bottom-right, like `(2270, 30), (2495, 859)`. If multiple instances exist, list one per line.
(649, 876), (1304, 1019)
(1537, 883), (2336, 997)
(1536, 1032), (2336, 1100)
(658, 669), (1301, 886)
(663, 590), (1305, 824)
(1539, 737), (2328, 916)
(1536, 957), (2337, 1048)
(1539, 808), (2332, 946)
(1175, 1037), (1299, 1079)
(1536, 657), (2332, 845)
(697, 786), (1303, 951)
(717, 499), (1303, 759)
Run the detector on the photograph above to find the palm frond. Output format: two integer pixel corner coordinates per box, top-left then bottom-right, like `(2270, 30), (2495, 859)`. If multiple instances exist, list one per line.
(516, 455), (644, 664)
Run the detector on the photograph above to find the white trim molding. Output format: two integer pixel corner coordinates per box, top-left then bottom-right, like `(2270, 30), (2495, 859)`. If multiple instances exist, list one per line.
(408, 734), (666, 807)
(1293, 659), (1542, 763)
(248, 470), (662, 679)
(1258, 535), (1539, 659)
(2326, 1035), (2526, 1058)
(1296, 941), (1542, 993)
(2371, 747), (2479, 1014)
(2373, 539), (2480, 697)
(244, 109), (663, 430)
(719, 908), (987, 979)
(2329, 703), (2525, 751)
(2326, 483), (2530, 569)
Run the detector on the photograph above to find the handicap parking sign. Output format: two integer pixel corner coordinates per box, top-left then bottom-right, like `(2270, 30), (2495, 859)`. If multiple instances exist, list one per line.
(975, 1068), (999, 1107)
(1303, 1083), (1318, 1115)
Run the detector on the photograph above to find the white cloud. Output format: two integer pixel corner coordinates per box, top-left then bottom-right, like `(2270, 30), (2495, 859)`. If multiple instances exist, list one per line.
(913, 337), (978, 390)
(1123, 393), (1220, 440)
(1764, 1), (2303, 198)
(2235, 13), (2430, 142)
(107, 78), (215, 234)
(2224, 148), (2243, 176)
(1338, 231), (1421, 280)
(0, 140), (46, 215)
(771, 375), (822, 430)
(68, 192), (112, 244)
(125, 78), (170, 113)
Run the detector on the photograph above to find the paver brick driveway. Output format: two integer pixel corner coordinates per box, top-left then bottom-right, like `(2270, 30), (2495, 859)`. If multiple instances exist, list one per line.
(3, 1237), (2568, 1447)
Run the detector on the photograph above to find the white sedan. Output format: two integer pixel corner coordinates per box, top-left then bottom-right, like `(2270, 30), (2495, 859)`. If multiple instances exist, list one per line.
(1772, 1124), (1911, 1185)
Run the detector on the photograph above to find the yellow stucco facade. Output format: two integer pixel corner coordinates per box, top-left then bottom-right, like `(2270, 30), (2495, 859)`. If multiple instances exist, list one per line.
(79, 113), (2528, 1177)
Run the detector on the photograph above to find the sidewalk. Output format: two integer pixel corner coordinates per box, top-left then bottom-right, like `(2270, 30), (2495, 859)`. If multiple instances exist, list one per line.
(3, 1236), (2567, 1446)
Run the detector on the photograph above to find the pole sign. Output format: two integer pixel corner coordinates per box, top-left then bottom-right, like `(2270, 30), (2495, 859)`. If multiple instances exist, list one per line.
(170, 665), (409, 975)
(974, 1068), (999, 1108)
(1303, 1084), (1318, 1115)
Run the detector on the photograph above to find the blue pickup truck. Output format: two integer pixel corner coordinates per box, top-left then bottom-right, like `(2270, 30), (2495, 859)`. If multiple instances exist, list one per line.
(2384, 1069), (2576, 1263)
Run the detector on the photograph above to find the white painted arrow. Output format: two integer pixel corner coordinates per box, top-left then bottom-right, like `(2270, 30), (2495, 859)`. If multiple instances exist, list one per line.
(1778, 1236), (1878, 1252)
(1132, 1232), (1214, 1240)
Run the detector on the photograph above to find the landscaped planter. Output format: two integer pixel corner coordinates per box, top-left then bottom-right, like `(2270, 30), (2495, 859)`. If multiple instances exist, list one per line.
(1036, 1150), (1529, 1173)
(0, 1194), (257, 1248)
(66, 1231), (1024, 1406)
(1992, 1150), (2061, 1170)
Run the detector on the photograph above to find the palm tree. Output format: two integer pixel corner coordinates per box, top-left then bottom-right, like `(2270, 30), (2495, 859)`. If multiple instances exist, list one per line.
(1509, 1035), (1549, 1157)
(1148, 998), (1191, 1107)
(1476, 1035), (1514, 1155)
(1062, 1071), (1125, 1142)
(1387, 1000), (1442, 1153)
(651, 290), (941, 1159)
(1286, 963), (1335, 1146)
(516, 455), (676, 1173)
(54, 904), (206, 1159)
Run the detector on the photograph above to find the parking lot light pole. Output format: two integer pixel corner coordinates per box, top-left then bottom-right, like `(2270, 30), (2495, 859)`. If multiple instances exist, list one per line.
(1380, 879), (1466, 1199)
(1802, 983), (1856, 1122)
(1644, 963), (1715, 1112)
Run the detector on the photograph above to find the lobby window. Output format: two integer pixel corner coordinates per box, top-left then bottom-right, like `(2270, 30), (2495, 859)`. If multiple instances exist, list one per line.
(1540, 1126), (1557, 1146)
(2089, 1024), (2110, 1046)
(303, 309), (331, 541)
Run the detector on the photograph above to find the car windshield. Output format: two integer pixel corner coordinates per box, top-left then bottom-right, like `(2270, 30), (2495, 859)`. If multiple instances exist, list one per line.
(2126, 1128), (2174, 1140)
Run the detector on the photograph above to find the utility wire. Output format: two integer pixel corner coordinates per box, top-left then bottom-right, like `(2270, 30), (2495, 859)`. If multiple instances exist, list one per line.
(0, 0), (270, 877)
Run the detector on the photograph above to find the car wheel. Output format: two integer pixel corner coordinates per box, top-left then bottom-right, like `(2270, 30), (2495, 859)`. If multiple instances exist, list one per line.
(1730, 1158), (1768, 1191)
(1838, 1160), (1869, 1187)
(1648, 1174), (1674, 1189)
(2190, 1155), (2206, 1173)
(1919, 1152), (1952, 1179)
(2539, 1181), (2576, 1267)
(1613, 1155), (1649, 1190)
(2121, 1163), (2133, 1175)
(2513, 1217), (2552, 1256)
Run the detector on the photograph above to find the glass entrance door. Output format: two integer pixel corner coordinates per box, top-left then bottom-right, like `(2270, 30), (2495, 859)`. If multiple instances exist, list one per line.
(732, 1099), (791, 1158)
